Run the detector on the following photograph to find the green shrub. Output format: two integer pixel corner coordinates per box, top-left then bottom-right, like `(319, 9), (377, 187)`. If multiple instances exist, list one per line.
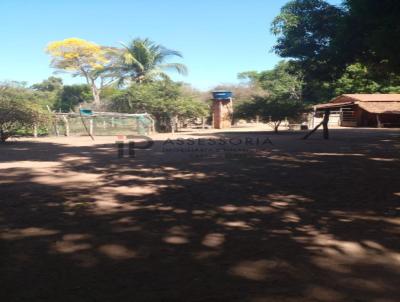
(0, 85), (48, 142)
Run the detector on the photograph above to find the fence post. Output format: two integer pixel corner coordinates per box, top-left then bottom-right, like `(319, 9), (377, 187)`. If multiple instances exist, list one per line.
(33, 124), (38, 138)
(89, 118), (94, 136)
(63, 116), (70, 136)
(55, 120), (60, 137)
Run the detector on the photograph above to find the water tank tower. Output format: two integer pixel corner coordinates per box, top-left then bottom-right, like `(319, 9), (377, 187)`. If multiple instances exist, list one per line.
(212, 91), (233, 129)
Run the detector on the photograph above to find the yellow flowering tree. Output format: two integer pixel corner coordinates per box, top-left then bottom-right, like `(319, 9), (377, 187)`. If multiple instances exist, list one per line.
(46, 38), (115, 106)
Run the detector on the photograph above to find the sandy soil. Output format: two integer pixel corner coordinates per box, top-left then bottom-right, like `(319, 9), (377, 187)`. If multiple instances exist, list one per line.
(1, 126), (400, 302)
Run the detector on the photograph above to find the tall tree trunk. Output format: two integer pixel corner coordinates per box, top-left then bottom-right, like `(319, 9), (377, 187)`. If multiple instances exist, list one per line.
(91, 82), (101, 106)
(82, 71), (101, 106)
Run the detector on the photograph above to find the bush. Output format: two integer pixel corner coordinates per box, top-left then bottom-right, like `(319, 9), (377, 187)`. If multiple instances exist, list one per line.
(0, 85), (48, 142)
(109, 80), (209, 132)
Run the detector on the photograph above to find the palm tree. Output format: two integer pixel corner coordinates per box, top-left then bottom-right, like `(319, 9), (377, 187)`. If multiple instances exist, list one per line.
(112, 38), (188, 85)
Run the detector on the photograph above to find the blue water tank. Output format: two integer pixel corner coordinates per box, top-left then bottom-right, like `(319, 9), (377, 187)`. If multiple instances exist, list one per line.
(212, 91), (233, 100)
(79, 109), (93, 116)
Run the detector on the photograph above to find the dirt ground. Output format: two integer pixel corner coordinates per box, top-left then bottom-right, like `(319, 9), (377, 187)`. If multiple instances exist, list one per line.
(1, 126), (400, 302)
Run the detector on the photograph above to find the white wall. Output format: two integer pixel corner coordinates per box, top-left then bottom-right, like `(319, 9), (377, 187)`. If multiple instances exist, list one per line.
(308, 113), (341, 128)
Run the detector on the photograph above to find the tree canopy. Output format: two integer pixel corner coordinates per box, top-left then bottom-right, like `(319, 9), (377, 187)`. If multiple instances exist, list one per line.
(235, 61), (305, 132)
(110, 80), (207, 132)
(46, 38), (116, 105)
(0, 84), (48, 141)
(110, 38), (188, 85)
(31, 76), (63, 92)
(236, 96), (305, 133)
(341, 0), (400, 74)
(270, 0), (400, 103)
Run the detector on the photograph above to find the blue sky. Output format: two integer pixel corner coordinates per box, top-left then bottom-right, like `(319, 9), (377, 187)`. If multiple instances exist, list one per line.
(0, 0), (341, 91)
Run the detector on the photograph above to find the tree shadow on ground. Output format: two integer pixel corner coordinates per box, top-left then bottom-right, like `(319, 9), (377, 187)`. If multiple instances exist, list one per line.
(1, 129), (400, 302)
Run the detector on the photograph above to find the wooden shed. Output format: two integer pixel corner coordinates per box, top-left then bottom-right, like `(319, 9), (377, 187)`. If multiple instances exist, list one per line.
(314, 94), (400, 127)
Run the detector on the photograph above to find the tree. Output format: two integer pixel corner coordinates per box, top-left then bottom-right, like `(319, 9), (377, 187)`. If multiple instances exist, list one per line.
(271, 0), (400, 103)
(258, 61), (303, 100)
(237, 71), (261, 86)
(56, 84), (92, 112)
(331, 63), (400, 95)
(271, 0), (344, 66)
(31, 77), (64, 110)
(46, 38), (115, 106)
(31, 76), (63, 92)
(236, 96), (305, 133)
(111, 38), (188, 85)
(110, 80), (207, 132)
(333, 63), (380, 95)
(235, 62), (305, 132)
(238, 62), (302, 100)
(271, 0), (345, 103)
(0, 84), (47, 142)
(341, 0), (400, 74)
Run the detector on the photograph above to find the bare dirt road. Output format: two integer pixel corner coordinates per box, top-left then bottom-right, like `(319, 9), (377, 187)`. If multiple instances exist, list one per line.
(1, 127), (400, 302)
